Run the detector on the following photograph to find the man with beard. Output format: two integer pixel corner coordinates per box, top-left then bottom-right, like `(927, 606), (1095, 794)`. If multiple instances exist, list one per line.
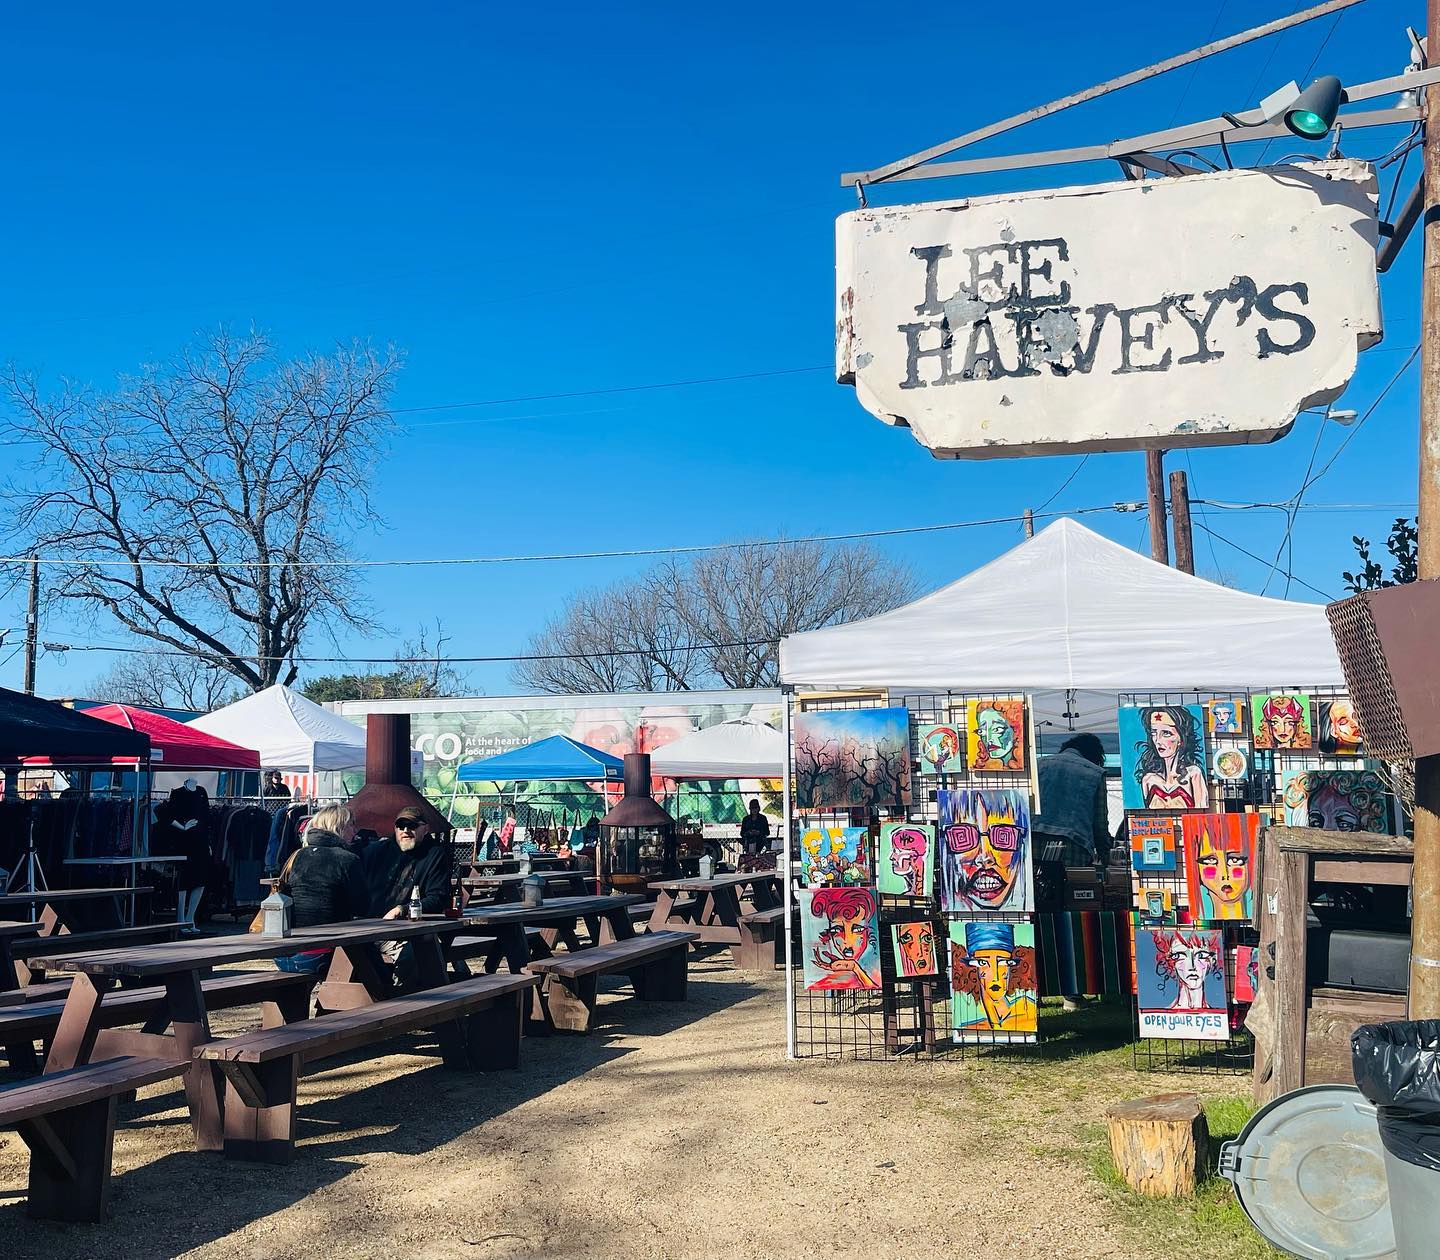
(363, 807), (452, 989)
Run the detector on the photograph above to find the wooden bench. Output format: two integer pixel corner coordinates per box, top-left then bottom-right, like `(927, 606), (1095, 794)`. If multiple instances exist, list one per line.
(0, 1055), (188, 1221)
(12, 924), (184, 984)
(525, 930), (698, 1033)
(734, 906), (784, 969)
(195, 971), (540, 1163)
(0, 970), (315, 1073)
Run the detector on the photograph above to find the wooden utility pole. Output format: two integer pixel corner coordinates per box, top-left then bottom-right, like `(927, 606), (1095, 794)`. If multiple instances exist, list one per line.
(1169, 470), (1195, 575)
(22, 560), (38, 695)
(1023, 508), (1035, 538)
(1145, 450), (1169, 564)
(1411, 2), (1440, 1019)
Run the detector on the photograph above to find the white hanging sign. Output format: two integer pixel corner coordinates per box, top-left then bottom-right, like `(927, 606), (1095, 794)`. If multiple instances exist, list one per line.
(836, 160), (1383, 458)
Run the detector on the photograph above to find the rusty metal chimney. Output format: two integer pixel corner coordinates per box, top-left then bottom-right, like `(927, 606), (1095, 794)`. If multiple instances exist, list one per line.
(345, 713), (452, 837)
(599, 752), (674, 828)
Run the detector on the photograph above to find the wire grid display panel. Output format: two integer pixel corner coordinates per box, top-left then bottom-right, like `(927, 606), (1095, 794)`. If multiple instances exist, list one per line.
(789, 690), (1041, 1062)
(1119, 685), (1392, 1073)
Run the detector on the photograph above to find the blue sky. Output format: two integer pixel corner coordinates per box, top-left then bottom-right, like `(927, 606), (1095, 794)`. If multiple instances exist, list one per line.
(0, 1), (1424, 698)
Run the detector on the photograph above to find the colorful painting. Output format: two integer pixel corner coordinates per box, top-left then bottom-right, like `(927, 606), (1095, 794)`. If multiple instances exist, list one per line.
(1138, 887), (1175, 925)
(1317, 698), (1364, 756)
(1206, 698), (1245, 736)
(799, 826), (871, 887)
(1251, 693), (1313, 751)
(1182, 813), (1259, 923)
(1136, 927), (1229, 1040)
(799, 887), (882, 992)
(1281, 768), (1395, 834)
(891, 920), (940, 977)
(793, 707), (911, 809)
(1212, 746), (1249, 782)
(937, 788), (1033, 913)
(876, 822), (933, 898)
(965, 699), (1026, 773)
(918, 722), (965, 775)
(1119, 704), (1209, 810)
(1129, 815), (1180, 873)
(1233, 945), (1259, 1004)
(949, 921), (1039, 1043)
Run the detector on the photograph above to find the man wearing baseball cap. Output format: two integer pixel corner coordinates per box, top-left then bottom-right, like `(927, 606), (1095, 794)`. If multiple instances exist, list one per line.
(362, 806), (450, 921)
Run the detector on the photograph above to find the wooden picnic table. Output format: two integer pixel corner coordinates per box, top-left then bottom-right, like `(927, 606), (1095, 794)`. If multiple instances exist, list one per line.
(0, 921), (41, 995)
(461, 870), (590, 903)
(462, 894), (644, 975)
(646, 872), (782, 968)
(0, 887), (153, 936)
(470, 854), (573, 875)
(32, 916), (465, 1151)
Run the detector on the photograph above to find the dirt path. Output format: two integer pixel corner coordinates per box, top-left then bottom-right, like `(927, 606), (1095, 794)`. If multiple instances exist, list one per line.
(0, 958), (1235, 1259)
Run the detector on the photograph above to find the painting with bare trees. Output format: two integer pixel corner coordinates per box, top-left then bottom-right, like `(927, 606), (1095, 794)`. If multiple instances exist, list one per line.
(793, 707), (911, 810)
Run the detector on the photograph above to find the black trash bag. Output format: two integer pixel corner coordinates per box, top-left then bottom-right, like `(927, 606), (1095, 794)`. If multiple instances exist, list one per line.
(1352, 1020), (1440, 1172)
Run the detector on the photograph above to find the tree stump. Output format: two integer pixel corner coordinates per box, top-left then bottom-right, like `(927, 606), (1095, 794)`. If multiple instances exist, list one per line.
(1105, 1092), (1209, 1197)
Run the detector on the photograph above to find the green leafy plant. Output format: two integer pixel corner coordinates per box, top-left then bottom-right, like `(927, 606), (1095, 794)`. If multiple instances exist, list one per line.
(1343, 517), (1418, 593)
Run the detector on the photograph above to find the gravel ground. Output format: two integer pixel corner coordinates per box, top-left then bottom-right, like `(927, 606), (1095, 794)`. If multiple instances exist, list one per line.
(0, 957), (1237, 1260)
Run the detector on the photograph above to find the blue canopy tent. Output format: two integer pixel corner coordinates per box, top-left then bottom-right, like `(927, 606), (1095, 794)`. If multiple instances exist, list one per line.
(455, 736), (625, 888)
(456, 735), (625, 784)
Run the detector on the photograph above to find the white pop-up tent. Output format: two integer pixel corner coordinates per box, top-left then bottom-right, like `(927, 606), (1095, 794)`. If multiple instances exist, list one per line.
(649, 718), (786, 779)
(779, 518), (1345, 731)
(189, 684), (367, 773)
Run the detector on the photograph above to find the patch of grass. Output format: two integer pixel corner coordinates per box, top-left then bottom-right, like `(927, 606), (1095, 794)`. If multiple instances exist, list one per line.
(1076, 1097), (1284, 1260)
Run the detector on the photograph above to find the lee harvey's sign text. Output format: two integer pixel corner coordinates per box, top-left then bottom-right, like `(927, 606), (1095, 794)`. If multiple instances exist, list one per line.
(835, 161), (1383, 458)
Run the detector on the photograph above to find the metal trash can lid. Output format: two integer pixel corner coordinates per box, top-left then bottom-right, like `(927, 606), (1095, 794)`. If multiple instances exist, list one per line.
(1219, 1085), (1394, 1260)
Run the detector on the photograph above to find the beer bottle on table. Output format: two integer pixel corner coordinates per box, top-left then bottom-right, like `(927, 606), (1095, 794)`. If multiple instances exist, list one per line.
(408, 884), (422, 921)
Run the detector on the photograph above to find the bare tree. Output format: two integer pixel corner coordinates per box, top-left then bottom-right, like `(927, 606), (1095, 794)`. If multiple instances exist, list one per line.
(83, 652), (238, 712)
(513, 579), (703, 694)
(2, 329), (401, 692)
(511, 540), (916, 693)
(303, 621), (474, 703)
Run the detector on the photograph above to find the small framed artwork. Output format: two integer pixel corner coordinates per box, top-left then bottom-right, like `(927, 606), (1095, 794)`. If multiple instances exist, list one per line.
(917, 723), (965, 775)
(1212, 746), (1249, 783)
(1129, 815), (1180, 872)
(1316, 698), (1364, 756)
(1138, 887), (1176, 925)
(1206, 698), (1245, 736)
(1251, 693), (1314, 751)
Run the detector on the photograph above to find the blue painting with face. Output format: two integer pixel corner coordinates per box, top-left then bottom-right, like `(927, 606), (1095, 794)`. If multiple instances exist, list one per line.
(1119, 704), (1208, 812)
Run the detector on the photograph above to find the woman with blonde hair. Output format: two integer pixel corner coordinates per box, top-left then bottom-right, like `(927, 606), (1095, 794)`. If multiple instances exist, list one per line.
(275, 804), (371, 975)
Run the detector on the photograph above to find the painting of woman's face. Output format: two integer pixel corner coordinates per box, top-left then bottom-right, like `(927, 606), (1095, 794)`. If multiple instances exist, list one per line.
(1168, 940), (1216, 992)
(893, 922), (937, 975)
(1197, 833), (1251, 915)
(1149, 712), (1179, 759)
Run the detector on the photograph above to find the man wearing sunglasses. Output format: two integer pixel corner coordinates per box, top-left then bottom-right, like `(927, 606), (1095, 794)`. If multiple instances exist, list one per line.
(362, 806), (452, 991)
(363, 807), (451, 921)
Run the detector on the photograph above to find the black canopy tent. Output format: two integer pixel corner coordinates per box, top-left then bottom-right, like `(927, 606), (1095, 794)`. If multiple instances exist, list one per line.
(0, 687), (150, 761)
(0, 687), (151, 896)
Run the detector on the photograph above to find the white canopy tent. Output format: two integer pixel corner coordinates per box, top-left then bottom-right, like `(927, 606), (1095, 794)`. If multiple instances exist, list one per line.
(189, 684), (367, 774)
(778, 518), (1345, 732)
(649, 718), (786, 779)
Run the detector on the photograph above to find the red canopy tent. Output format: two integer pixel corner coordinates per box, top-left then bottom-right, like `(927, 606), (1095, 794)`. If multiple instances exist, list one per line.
(26, 703), (259, 770)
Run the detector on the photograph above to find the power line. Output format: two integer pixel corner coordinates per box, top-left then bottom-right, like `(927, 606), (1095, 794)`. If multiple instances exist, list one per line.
(1191, 519), (1335, 600)
(1305, 346), (1420, 489)
(44, 636), (780, 667)
(0, 505), (1120, 571)
(1034, 454), (1091, 514)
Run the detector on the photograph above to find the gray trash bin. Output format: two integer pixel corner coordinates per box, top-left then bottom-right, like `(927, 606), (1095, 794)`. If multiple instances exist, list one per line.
(1352, 1021), (1440, 1260)
(1219, 1084), (1394, 1259)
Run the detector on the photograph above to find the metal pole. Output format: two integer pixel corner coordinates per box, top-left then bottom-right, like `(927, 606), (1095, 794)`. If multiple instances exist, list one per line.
(23, 559), (38, 694)
(781, 687), (796, 1060)
(1145, 450), (1170, 564)
(1169, 469), (1196, 575)
(1022, 508), (1035, 539)
(1410, 9), (1440, 1019)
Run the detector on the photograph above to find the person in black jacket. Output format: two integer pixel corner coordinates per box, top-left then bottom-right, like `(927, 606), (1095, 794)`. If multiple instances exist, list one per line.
(275, 804), (369, 976)
(362, 807), (451, 919)
(362, 806), (452, 992)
